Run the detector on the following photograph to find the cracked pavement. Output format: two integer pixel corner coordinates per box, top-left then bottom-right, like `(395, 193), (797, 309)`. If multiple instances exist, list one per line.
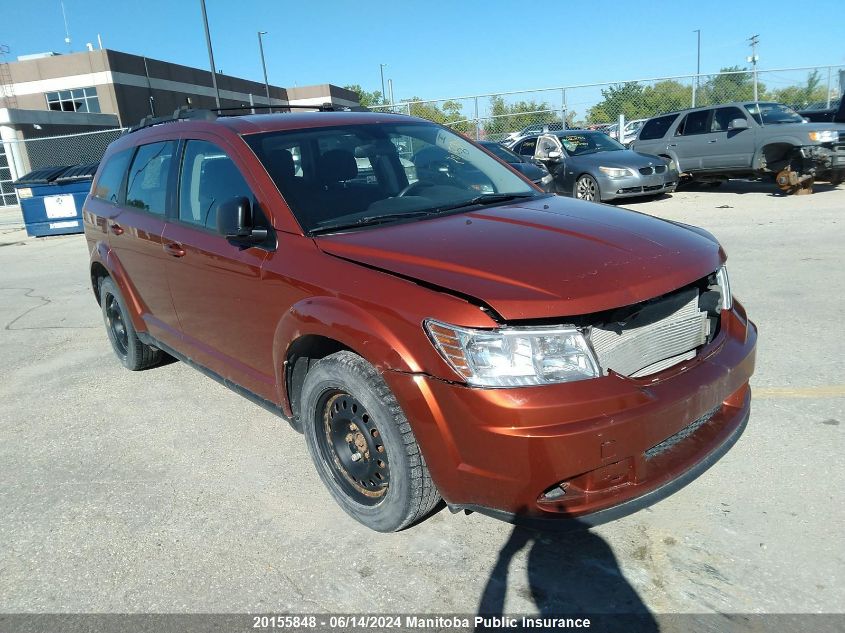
(0, 182), (842, 621)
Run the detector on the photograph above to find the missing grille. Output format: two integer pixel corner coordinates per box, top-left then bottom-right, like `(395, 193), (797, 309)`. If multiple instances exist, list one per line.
(645, 405), (721, 460)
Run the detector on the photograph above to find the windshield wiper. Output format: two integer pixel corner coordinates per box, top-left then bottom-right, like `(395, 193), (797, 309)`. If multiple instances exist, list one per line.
(309, 210), (438, 235)
(434, 192), (538, 213)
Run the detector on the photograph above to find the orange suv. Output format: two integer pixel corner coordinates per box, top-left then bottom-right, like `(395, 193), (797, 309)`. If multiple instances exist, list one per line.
(84, 108), (756, 532)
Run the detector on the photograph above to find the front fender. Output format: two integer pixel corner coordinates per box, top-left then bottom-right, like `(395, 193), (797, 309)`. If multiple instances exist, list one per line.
(272, 296), (426, 414)
(91, 240), (148, 332)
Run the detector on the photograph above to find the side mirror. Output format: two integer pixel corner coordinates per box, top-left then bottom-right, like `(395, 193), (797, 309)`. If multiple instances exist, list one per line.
(547, 150), (562, 162)
(217, 196), (269, 243)
(727, 118), (749, 131)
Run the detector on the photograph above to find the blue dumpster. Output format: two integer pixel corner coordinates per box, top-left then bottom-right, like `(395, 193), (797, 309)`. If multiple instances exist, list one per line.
(13, 162), (98, 237)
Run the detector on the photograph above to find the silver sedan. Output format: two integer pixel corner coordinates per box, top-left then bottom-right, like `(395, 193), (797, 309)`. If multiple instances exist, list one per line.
(507, 130), (679, 202)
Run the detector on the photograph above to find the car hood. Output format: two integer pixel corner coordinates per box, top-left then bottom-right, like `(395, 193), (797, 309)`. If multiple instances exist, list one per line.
(567, 150), (667, 169)
(510, 161), (547, 181)
(314, 196), (722, 320)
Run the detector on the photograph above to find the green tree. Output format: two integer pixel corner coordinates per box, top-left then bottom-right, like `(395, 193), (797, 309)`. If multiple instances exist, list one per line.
(698, 67), (768, 105)
(587, 82), (645, 122)
(771, 70), (828, 108)
(483, 95), (559, 137)
(641, 80), (693, 116)
(343, 84), (383, 107)
(405, 97), (471, 133)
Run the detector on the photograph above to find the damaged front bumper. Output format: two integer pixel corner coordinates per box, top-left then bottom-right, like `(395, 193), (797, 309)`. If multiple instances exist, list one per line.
(801, 141), (845, 178)
(384, 300), (757, 528)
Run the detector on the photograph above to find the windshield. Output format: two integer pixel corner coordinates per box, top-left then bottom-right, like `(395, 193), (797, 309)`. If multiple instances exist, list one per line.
(558, 132), (626, 156)
(245, 122), (538, 233)
(479, 141), (521, 163)
(744, 102), (804, 125)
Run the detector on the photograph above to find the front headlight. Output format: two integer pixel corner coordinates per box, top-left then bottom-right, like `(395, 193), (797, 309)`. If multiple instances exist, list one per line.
(598, 166), (634, 178)
(667, 158), (677, 171)
(808, 130), (837, 143)
(715, 265), (732, 310)
(424, 320), (600, 387)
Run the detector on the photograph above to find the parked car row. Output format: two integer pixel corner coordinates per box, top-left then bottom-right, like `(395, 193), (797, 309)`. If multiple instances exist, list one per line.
(490, 99), (844, 196)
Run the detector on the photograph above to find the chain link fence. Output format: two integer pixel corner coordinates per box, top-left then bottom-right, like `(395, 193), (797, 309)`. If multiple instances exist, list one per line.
(372, 65), (844, 143)
(0, 128), (124, 207)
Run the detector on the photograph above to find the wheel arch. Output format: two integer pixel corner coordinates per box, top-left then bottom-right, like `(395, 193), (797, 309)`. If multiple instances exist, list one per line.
(756, 141), (800, 172)
(273, 296), (425, 424)
(89, 242), (147, 331)
(90, 261), (109, 304)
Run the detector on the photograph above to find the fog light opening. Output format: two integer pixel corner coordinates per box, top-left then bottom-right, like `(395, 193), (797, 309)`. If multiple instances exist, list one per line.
(540, 482), (568, 501)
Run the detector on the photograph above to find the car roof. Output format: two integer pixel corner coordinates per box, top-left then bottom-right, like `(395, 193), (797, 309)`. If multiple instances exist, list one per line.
(646, 101), (771, 121)
(119, 110), (425, 143)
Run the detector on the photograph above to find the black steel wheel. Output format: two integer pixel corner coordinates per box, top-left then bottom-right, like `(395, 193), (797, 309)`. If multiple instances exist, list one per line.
(301, 351), (440, 532)
(316, 391), (390, 506)
(105, 293), (129, 357)
(99, 277), (162, 371)
(574, 174), (600, 201)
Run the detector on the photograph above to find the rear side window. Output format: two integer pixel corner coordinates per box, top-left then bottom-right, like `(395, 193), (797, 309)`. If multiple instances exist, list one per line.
(178, 140), (253, 230)
(125, 141), (177, 215)
(639, 114), (679, 140)
(92, 149), (133, 203)
(712, 107), (746, 132)
(676, 110), (711, 136)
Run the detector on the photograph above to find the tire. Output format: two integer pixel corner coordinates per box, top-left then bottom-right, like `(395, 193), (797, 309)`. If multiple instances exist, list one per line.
(99, 277), (162, 371)
(300, 351), (440, 532)
(830, 173), (844, 187)
(574, 174), (600, 201)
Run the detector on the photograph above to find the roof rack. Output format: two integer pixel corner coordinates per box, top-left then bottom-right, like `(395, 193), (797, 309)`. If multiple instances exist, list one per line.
(123, 103), (371, 135)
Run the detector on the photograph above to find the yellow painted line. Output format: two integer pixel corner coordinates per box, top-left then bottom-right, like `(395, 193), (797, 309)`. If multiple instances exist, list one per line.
(754, 385), (845, 399)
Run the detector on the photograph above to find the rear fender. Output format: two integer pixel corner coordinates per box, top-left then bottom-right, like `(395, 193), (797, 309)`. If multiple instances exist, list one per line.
(91, 241), (148, 332)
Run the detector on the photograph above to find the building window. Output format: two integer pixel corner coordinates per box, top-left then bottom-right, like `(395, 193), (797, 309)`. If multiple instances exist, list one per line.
(45, 87), (100, 113)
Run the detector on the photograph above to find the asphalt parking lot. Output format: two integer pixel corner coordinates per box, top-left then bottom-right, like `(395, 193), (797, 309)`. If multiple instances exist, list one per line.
(0, 182), (843, 624)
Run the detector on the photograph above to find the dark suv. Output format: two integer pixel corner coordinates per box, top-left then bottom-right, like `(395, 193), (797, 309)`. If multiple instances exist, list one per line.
(85, 109), (756, 532)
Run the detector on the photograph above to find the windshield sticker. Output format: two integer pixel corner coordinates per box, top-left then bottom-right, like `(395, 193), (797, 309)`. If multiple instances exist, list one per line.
(435, 129), (471, 160)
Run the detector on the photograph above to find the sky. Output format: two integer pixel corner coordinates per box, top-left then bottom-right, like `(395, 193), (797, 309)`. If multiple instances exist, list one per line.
(2, 0), (844, 105)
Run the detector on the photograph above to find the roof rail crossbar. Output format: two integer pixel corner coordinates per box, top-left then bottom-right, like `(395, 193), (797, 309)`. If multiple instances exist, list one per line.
(123, 102), (372, 135)
(124, 106), (218, 135)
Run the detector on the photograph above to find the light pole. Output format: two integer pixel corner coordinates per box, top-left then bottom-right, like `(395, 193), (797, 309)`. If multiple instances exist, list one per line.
(258, 31), (271, 113)
(379, 63), (387, 105)
(692, 29), (701, 108)
(199, 0), (221, 108)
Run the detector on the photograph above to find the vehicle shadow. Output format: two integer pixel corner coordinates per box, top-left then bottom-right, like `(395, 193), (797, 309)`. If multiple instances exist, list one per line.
(679, 179), (841, 196)
(609, 193), (672, 206)
(475, 521), (658, 633)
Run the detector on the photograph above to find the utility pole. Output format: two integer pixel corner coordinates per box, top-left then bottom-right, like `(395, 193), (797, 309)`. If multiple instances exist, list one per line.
(258, 31), (271, 112)
(747, 34), (760, 102)
(379, 63), (387, 105)
(692, 29), (701, 108)
(199, 0), (221, 109)
(60, 0), (72, 51)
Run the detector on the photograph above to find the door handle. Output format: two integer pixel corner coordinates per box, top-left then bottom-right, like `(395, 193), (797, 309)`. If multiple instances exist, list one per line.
(109, 223), (124, 235)
(667, 144), (677, 148)
(708, 139), (718, 143)
(163, 242), (186, 258)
